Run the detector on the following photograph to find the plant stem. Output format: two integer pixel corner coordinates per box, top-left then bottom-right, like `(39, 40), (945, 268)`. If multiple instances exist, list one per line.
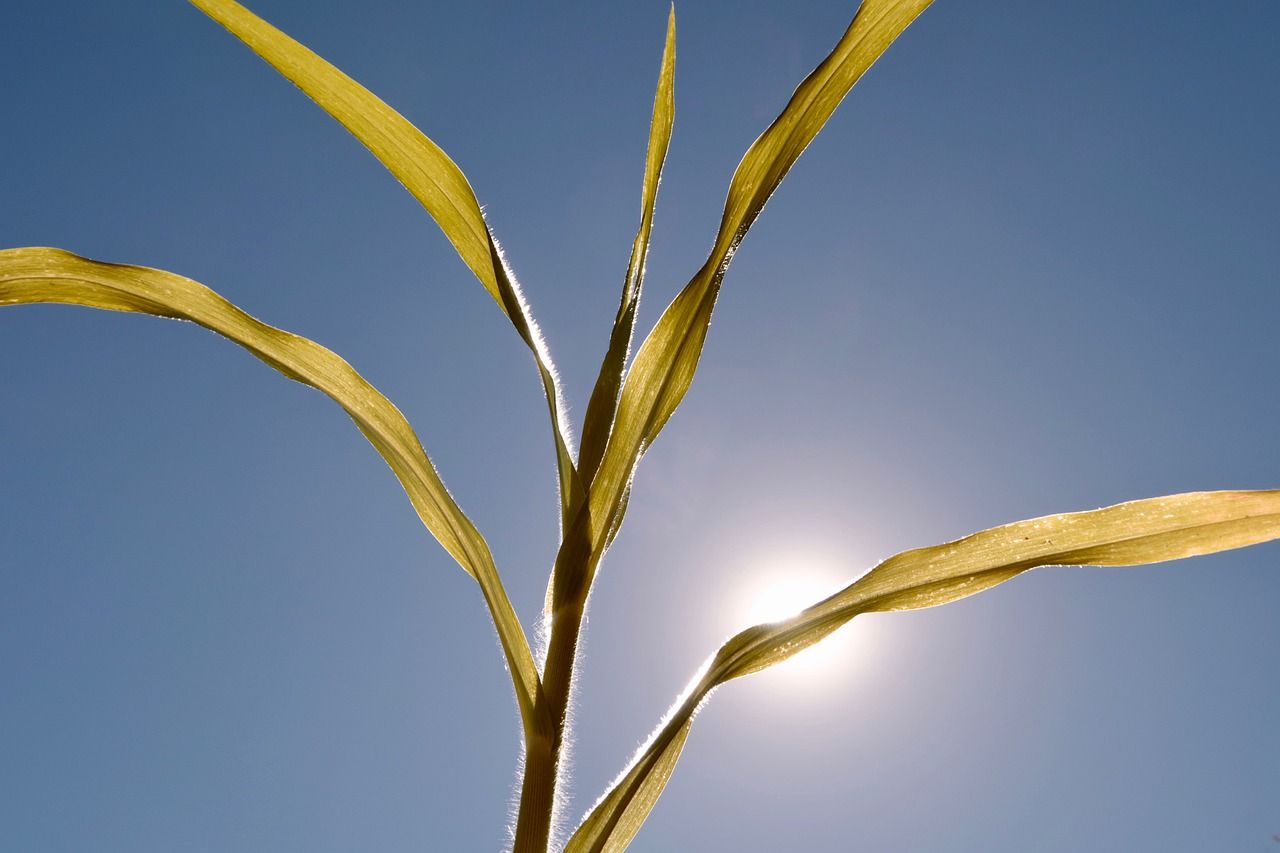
(513, 597), (586, 852)
(513, 728), (558, 853)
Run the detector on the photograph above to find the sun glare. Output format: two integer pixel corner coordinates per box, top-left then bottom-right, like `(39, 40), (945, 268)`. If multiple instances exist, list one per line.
(745, 575), (833, 625)
(737, 567), (859, 684)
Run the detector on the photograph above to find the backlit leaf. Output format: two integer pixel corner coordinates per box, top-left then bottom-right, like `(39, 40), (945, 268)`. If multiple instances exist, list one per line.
(561, 0), (935, 606)
(189, 0), (584, 529)
(566, 490), (1280, 852)
(577, 5), (677, 488)
(545, 6), (676, 621)
(0, 246), (545, 736)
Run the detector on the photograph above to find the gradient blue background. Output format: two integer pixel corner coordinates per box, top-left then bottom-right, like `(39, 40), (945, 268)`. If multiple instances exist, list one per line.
(2, 2), (1278, 850)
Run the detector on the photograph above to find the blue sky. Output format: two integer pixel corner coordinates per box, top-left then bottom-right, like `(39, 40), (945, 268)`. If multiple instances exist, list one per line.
(2, 1), (1278, 851)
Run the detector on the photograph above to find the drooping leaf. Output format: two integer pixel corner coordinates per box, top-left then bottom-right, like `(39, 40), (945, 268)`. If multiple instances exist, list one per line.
(566, 490), (1280, 852)
(188, 0), (584, 529)
(558, 0), (934, 607)
(0, 246), (546, 736)
(577, 5), (677, 488)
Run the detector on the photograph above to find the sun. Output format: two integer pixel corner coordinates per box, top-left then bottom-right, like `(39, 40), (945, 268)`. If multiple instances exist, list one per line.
(744, 574), (836, 625)
(736, 566), (860, 684)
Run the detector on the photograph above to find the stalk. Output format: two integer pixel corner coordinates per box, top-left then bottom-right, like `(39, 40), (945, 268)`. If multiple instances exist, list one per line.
(513, 597), (586, 852)
(513, 727), (558, 852)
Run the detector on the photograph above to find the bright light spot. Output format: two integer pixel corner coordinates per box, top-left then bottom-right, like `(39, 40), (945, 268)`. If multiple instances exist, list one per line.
(745, 575), (834, 625)
(736, 567), (859, 685)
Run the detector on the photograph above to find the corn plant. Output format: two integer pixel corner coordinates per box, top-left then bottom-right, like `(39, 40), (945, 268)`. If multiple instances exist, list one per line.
(2, 1), (1276, 850)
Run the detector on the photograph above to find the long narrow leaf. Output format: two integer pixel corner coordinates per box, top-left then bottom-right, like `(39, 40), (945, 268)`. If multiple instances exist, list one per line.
(566, 490), (1280, 851)
(188, 0), (584, 529)
(0, 246), (545, 736)
(577, 6), (677, 488)
(560, 0), (933, 607)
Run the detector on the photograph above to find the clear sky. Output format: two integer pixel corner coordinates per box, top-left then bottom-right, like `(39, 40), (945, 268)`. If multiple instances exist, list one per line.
(2, 2), (1278, 851)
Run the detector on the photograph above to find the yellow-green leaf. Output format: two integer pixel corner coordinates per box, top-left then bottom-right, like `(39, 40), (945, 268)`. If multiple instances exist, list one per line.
(0, 246), (545, 737)
(566, 490), (1280, 852)
(189, 0), (583, 529)
(577, 5), (677, 489)
(574, 0), (934, 599)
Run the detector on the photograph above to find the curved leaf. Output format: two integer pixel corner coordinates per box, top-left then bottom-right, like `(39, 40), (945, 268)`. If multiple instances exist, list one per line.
(0, 246), (545, 735)
(188, 0), (583, 529)
(566, 490), (1280, 852)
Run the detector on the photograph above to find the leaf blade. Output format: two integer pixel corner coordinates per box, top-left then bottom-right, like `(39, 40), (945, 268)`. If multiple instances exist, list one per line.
(188, 0), (584, 528)
(577, 5), (677, 489)
(566, 490), (1280, 851)
(0, 246), (545, 735)
(580, 0), (935, 586)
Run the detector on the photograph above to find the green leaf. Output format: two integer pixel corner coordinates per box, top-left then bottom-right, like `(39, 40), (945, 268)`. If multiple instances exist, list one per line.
(577, 5), (677, 489)
(0, 246), (545, 738)
(566, 490), (1280, 852)
(564, 0), (935, 604)
(188, 0), (584, 530)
